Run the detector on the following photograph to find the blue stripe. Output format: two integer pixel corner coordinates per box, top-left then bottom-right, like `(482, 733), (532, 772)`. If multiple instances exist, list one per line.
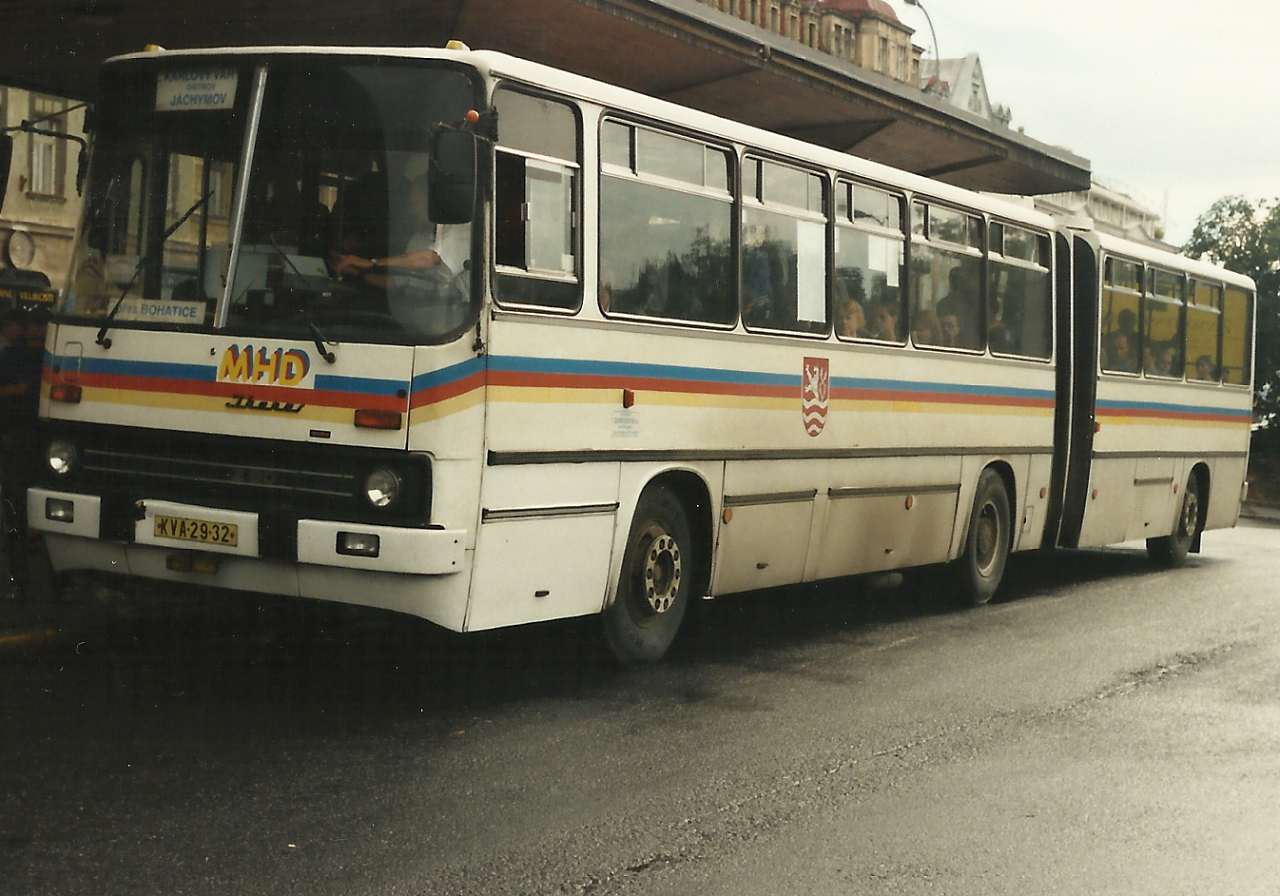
(487, 354), (795, 386)
(74, 355), (215, 381)
(314, 374), (407, 396)
(410, 357), (486, 391)
(483, 355), (1054, 400)
(1097, 398), (1251, 418)
(832, 376), (1052, 400)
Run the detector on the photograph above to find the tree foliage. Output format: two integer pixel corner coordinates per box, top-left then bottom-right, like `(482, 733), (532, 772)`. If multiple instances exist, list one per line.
(1183, 196), (1280, 450)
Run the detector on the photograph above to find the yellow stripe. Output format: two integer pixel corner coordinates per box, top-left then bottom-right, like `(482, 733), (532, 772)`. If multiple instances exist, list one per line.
(1100, 415), (1247, 428)
(79, 386), (356, 423)
(409, 388), (485, 424)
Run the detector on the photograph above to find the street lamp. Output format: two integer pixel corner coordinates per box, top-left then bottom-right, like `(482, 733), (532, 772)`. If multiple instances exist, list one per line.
(904, 0), (940, 93)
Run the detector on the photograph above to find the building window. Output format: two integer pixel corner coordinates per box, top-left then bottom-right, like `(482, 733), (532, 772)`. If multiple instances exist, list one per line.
(28, 94), (68, 198)
(878, 37), (889, 73)
(790, 14), (798, 37)
(770, 6), (779, 31)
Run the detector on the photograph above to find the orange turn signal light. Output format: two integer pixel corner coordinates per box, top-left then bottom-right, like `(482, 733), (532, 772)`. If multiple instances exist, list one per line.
(50, 383), (82, 404)
(354, 409), (402, 430)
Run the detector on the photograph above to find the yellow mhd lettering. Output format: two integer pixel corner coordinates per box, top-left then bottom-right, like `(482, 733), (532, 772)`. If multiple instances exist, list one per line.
(252, 347), (281, 384)
(278, 349), (311, 386)
(217, 345), (251, 382)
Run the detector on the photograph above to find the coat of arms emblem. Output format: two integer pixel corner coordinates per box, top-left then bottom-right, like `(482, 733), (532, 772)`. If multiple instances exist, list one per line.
(802, 356), (830, 437)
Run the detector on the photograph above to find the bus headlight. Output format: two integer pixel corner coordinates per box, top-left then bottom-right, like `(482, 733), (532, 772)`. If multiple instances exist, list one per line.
(46, 440), (78, 476)
(364, 467), (402, 508)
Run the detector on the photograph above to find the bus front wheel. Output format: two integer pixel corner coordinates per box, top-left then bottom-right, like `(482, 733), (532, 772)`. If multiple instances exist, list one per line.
(1147, 474), (1200, 567)
(603, 486), (692, 665)
(953, 469), (1011, 607)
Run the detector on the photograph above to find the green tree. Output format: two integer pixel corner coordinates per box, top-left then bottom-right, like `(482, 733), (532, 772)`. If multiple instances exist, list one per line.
(1183, 196), (1280, 449)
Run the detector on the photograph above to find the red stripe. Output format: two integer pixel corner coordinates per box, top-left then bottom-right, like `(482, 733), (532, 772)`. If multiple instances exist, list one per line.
(409, 371), (487, 409)
(830, 387), (1052, 408)
(1097, 407), (1246, 424)
(74, 372), (404, 412)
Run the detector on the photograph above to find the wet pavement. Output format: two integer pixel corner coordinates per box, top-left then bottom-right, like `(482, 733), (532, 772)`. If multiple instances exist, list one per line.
(2, 523), (1279, 894)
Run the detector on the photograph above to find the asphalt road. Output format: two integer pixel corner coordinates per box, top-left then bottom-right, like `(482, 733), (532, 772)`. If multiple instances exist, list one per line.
(3, 522), (1279, 895)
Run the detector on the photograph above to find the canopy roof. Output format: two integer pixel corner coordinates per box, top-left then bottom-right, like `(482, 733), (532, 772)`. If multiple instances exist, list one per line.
(1, 0), (1089, 194)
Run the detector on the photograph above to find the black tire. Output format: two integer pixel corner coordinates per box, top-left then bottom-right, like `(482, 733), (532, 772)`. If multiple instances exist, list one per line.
(953, 469), (1012, 607)
(603, 485), (693, 665)
(1147, 473), (1200, 567)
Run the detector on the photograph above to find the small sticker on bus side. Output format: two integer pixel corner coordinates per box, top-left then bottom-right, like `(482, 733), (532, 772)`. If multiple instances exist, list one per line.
(156, 68), (239, 112)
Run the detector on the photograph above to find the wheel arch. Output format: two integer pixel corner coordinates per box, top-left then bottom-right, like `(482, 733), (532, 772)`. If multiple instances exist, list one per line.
(1189, 461), (1210, 552)
(608, 466), (717, 609)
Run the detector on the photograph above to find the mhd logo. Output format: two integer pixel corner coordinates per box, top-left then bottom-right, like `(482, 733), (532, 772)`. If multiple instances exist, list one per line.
(217, 345), (313, 388)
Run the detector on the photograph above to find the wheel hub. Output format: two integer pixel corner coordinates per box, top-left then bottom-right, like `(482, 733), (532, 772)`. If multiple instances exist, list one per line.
(1181, 489), (1199, 538)
(642, 530), (682, 615)
(975, 501), (1001, 577)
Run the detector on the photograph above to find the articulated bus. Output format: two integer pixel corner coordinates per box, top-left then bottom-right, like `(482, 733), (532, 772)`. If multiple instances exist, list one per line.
(14, 45), (1253, 663)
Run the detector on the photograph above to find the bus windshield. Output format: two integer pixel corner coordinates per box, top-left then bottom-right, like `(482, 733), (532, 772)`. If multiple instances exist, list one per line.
(61, 57), (481, 345)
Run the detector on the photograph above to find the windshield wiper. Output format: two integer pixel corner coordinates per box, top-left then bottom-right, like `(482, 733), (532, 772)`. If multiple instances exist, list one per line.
(96, 188), (214, 349)
(264, 231), (336, 364)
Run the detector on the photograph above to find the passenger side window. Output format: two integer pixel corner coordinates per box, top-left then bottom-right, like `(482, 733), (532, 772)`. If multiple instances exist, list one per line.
(1222, 286), (1253, 386)
(1100, 257), (1141, 374)
(1144, 268), (1184, 378)
(599, 122), (734, 324)
(833, 181), (905, 343)
(987, 223), (1051, 359)
(909, 203), (983, 350)
(1185, 280), (1222, 382)
(741, 157), (828, 334)
(494, 88), (580, 309)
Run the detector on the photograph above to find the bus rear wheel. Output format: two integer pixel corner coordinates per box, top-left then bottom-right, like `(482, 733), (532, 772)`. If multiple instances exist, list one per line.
(603, 486), (692, 665)
(953, 469), (1011, 607)
(1147, 474), (1200, 567)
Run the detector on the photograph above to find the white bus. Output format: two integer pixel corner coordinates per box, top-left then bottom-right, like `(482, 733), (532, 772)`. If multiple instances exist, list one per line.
(16, 45), (1253, 663)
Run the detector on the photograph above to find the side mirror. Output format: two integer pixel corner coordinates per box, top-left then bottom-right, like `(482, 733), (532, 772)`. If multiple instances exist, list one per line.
(0, 134), (13, 213)
(429, 128), (477, 225)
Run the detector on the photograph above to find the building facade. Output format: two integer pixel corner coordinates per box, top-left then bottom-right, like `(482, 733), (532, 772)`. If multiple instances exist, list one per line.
(918, 54), (1011, 126)
(699, 0), (924, 85)
(0, 85), (86, 293)
(1036, 178), (1170, 248)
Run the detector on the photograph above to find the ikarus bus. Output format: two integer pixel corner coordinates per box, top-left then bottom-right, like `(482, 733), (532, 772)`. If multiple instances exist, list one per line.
(19, 44), (1254, 663)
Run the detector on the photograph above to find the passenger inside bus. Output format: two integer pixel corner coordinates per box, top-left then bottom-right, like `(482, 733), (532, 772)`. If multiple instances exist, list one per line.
(1106, 331), (1139, 373)
(912, 308), (941, 345)
(835, 297), (867, 338)
(935, 266), (981, 348)
(867, 300), (899, 341)
(1195, 354), (1217, 381)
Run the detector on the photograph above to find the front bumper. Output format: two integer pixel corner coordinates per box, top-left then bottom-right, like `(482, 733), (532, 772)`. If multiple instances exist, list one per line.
(28, 487), (465, 576)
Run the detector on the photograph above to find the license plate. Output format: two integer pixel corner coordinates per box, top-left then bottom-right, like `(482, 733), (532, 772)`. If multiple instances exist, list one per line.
(153, 514), (239, 547)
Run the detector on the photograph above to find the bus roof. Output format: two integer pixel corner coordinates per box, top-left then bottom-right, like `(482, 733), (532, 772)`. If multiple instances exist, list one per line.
(108, 45), (1250, 289)
(1097, 232), (1255, 291)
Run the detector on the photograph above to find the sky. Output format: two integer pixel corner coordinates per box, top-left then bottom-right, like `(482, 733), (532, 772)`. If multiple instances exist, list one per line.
(894, 0), (1280, 245)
